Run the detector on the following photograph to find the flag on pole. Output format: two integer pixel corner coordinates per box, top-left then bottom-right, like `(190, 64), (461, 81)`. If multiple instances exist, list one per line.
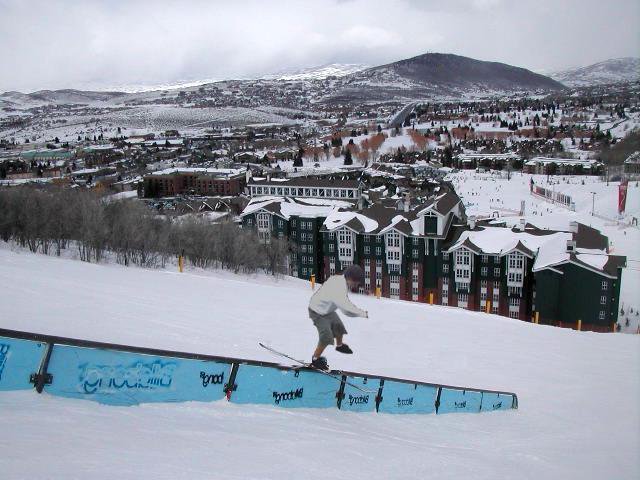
(618, 180), (628, 214)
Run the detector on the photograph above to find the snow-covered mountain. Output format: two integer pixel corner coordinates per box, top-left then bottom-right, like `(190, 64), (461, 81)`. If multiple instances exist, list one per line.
(263, 63), (369, 81)
(318, 53), (565, 103)
(549, 57), (640, 87)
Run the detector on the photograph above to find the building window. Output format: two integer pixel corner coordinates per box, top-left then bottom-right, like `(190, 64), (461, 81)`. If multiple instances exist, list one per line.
(308, 245), (313, 253)
(507, 272), (523, 283)
(482, 254), (488, 263)
(412, 249), (419, 258)
(481, 267), (487, 276)
(329, 232), (335, 240)
(376, 247), (382, 256)
(364, 258), (371, 269)
(600, 295), (606, 305)
(601, 281), (608, 290)
(599, 311), (606, 320)
(443, 264), (449, 273)
(328, 243), (334, 252)
(491, 305), (499, 314)
(493, 255), (500, 263)
(364, 246), (370, 254)
(509, 297), (520, 307)
(455, 250), (470, 265)
(246, 218), (253, 226)
(442, 252), (450, 261)
(509, 310), (519, 319)
(412, 238), (419, 245)
(458, 293), (468, 308)
(442, 277), (449, 286)
(508, 253), (524, 269)
(442, 296), (448, 306)
(412, 273), (418, 283)
(494, 268), (500, 276)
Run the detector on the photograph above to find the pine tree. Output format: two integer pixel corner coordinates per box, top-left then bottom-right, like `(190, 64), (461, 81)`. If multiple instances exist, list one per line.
(344, 149), (353, 166)
(293, 147), (304, 167)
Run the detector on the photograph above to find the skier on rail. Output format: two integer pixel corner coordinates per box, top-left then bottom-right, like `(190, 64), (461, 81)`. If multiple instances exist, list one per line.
(308, 264), (368, 370)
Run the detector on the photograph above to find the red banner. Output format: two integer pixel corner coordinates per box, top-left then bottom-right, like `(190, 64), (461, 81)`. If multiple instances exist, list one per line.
(618, 180), (628, 214)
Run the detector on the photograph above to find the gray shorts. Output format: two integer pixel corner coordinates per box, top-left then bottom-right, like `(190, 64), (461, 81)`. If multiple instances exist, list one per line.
(309, 308), (348, 347)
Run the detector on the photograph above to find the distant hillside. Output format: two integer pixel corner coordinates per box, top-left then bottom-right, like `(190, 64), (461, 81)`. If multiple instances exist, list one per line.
(264, 63), (369, 81)
(366, 53), (564, 90)
(550, 57), (640, 87)
(322, 53), (565, 103)
(0, 89), (126, 107)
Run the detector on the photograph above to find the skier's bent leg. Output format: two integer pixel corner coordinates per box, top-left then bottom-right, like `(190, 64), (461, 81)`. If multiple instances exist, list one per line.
(313, 342), (328, 359)
(335, 334), (344, 346)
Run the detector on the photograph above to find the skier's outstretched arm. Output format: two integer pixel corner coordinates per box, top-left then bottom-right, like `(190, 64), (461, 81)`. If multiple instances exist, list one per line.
(335, 290), (367, 318)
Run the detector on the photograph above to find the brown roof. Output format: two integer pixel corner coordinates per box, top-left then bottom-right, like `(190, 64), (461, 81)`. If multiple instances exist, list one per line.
(574, 223), (609, 250)
(433, 190), (461, 215)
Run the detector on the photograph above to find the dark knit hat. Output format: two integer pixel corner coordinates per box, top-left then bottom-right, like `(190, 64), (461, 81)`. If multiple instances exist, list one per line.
(343, 264), (365, 285)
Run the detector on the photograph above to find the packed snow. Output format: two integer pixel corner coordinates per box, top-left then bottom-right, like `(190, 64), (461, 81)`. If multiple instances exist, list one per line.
(0, 244), (638, 480)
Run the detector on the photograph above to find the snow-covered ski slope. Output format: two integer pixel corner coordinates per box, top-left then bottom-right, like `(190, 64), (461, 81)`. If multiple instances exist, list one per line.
(0, 245), (638, 479)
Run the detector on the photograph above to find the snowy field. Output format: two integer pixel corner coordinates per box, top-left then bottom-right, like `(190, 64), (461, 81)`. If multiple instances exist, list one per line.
(0, 245), (638, 479)
(446, 170), (640, 332)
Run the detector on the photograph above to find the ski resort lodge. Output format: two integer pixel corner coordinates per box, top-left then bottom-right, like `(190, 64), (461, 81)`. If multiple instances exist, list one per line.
(241, 186), (625, 332)
(142, 167), (246, 197)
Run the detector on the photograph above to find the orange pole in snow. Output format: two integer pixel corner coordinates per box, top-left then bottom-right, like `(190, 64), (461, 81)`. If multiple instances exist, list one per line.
(429, 292), (433, 305)
(376, 287), (381, 299)
(310, 274), (315, 289)
(486, 300), (491, 313)
(577, 319), (582, 331)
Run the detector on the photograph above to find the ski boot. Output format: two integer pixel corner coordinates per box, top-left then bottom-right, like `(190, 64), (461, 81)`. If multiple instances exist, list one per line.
(335, 344), (353, 354)
(311, 356), (329, 370)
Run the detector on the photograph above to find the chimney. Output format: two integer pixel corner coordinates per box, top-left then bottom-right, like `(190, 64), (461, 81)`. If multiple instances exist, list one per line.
(267, 173), (271, 182)
(516, 218), (526, 232)
(468, 215), (476, 229)
(566, 240), (576, 253)
(569, 221), (579, 233)
(404, 192), (410, 212)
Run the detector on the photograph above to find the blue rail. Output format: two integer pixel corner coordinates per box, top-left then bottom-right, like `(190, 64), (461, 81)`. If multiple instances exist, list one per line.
(0, 328), (518, 414)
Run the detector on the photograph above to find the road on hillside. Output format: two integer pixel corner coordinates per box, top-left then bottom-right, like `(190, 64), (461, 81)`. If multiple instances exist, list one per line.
(388, 102), (416, 128)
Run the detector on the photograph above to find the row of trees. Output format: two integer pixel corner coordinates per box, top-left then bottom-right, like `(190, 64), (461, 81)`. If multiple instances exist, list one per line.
(0, 188), (291, 276)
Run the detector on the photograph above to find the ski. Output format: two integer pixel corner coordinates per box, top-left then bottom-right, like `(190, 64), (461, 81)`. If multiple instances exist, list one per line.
(258, 343), (374, 393)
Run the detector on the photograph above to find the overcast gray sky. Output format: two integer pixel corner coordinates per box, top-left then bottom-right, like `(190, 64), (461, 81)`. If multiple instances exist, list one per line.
(1, 0), (638, 92)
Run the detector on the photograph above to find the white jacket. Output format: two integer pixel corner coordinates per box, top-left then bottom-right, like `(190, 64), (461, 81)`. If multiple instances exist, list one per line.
(309, 275), (367, 317)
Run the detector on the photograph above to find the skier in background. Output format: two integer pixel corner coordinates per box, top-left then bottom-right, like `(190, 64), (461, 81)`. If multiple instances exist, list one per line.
(308, 264), (368, 369)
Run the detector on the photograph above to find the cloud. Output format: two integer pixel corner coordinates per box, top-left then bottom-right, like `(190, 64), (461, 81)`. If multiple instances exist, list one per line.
(0, 0), (638, 92)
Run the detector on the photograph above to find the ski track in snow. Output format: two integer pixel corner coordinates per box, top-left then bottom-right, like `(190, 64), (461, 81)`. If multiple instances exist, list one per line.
(0, 245), (638, 480)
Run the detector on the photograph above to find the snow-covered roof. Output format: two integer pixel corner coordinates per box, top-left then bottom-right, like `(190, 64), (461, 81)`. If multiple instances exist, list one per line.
(150, 167), (244, 177)
(445, 224), (618, 277)
(524, 157), (600, 167)
(324, 210), (379, 233)
(241, 196), (352, 220)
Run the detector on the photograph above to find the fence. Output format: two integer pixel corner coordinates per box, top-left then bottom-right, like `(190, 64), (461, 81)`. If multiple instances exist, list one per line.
(530, 185), (575, 210)
(0, 328), (517, 415)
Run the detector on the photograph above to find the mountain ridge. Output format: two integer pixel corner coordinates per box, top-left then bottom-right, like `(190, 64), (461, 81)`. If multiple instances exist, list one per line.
(549, 57), (640, 87)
